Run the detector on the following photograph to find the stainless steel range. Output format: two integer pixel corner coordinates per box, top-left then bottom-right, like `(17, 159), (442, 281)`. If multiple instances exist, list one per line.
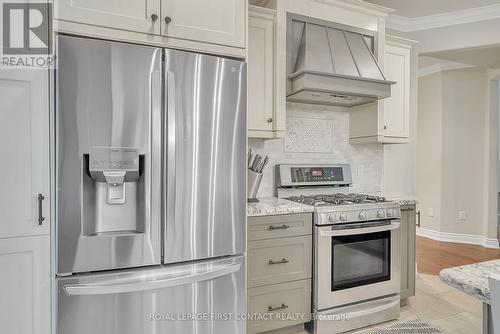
(276, 164), (401, 334)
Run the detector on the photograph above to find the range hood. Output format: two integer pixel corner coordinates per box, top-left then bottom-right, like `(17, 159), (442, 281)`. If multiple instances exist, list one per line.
(287, 15), (395, 107)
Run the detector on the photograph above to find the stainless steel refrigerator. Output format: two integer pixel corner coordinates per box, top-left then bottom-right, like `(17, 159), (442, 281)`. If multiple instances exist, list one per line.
(56, 35), (246, 334)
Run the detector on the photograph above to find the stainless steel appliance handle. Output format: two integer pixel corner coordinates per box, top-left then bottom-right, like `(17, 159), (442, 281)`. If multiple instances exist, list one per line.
(319, 221), (400, 237)
(341, 297), (400, 319)
(164, 71), (176, 244)
(64, 263), (241, 296)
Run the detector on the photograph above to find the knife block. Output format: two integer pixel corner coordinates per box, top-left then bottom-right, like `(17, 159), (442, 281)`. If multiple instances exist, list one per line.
(247, 169), (263, 203)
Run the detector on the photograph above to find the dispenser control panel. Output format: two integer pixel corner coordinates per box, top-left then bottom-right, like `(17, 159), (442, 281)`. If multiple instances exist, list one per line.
(89, 147), (139, 171)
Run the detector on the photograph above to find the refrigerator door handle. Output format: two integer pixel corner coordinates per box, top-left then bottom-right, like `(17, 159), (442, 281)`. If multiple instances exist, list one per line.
(164, 70), (176, 248)
(63, 263), (241, 296)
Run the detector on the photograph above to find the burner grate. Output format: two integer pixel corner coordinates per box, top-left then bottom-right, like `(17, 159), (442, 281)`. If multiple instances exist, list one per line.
(287, 193), (386, 206)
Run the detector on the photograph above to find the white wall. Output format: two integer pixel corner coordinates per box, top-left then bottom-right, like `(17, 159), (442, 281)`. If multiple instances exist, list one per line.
(417, 67), (498, 241)
(440, 68), (487, 236)
(416, 71), (443, 232)
(249, 103), (384, 197)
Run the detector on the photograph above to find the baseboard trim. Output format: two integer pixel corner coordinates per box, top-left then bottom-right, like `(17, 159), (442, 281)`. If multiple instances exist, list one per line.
(416, 228), (500, 249)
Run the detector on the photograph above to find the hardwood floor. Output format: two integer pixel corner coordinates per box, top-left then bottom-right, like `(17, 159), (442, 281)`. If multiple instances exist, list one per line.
(416, 236), (500, 275)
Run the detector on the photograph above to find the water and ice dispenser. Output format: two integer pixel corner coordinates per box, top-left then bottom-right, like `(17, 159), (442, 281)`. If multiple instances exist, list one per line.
(82, 147), (145, 236)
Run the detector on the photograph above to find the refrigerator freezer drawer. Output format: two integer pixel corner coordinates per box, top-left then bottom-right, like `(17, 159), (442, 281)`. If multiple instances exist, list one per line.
(58, 256), (246, 334)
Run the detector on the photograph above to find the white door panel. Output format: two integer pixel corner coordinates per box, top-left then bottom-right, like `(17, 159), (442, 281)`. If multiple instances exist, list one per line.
(0, 69), (50, 237)
(0, 236), (51, 334)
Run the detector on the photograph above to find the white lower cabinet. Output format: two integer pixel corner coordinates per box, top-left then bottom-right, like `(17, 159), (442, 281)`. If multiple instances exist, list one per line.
(0, 236), (51, 334)
(247, 214), (312, 333)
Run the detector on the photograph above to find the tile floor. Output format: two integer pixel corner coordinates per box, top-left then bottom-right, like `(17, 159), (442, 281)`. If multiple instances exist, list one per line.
(354, 272), (483, 334)
(291, 272), (483, 334)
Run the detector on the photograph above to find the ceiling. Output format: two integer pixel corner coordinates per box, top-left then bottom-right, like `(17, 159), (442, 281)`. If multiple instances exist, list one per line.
(424, 45), (500, 68)
(365, 0), (500, 17)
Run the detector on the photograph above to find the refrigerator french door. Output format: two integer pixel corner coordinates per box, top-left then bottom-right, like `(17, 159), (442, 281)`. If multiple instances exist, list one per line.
(56, 35), (247, 334)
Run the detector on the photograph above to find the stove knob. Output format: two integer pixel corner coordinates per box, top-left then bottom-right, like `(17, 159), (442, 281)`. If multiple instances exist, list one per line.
(328, 213), (339, 222)
(339, 213), (348, 221)
(377, 210), (386, 218)
(386, 209), (395, 218)
(359, 211), (368, 220)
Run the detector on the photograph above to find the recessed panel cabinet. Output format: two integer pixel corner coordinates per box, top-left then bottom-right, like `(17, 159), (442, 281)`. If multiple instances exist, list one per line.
(55, 0), (246, 52)
(0, 236), (51, 334)
(56, 0), (161, 34)
(349, 35), (415, 144)
(247, 6), (284, 138)
(161, 0), (245, 48)
(0, 69), (50, 238)
(0, 69), (51, 334)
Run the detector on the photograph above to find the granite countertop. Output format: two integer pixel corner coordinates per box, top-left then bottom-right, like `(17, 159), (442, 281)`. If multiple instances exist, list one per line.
(439, 259), (500, 304)
(247, 197), (314, 217)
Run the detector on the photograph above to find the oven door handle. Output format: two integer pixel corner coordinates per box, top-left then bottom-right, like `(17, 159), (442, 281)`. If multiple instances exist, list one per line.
(319, 221), (400, 237)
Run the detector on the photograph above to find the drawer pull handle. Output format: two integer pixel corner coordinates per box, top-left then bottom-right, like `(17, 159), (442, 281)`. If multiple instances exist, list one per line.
(268, 304), (288, 312)
(268, 224), (290, 230)
(268, 259), (289, 265)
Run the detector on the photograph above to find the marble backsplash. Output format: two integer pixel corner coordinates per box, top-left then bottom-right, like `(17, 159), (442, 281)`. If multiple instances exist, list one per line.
(249, 103), (383, 197)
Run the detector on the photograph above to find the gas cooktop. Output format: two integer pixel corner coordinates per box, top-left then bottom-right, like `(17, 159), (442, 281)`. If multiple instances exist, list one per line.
(287, 193), (387, 207)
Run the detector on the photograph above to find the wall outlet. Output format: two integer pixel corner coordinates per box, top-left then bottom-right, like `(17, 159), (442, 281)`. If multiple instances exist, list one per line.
(457, 211), (467, 221)
(427, 208), (434, 217)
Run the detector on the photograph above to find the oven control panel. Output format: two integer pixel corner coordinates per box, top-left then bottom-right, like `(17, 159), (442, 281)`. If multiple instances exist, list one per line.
(291, 167), (344, 182)
(276, 164), (352, 187)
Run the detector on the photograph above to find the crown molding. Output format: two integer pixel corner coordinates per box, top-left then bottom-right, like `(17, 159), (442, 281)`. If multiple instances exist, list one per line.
(418, 61), (476, 78)
(387, 3), (500, 32)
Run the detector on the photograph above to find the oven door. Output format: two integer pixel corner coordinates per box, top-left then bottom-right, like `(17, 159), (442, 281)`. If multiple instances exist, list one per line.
(315, 220), (401, 310)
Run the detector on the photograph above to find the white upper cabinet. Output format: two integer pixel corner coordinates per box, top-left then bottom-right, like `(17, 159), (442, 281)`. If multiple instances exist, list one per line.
(383, 38), (411, 140)
(0, 236), (51, 334)
(0, 69), (50, 238)
(350, 35), (415, 144)
(56, 0), (161, 34)
(161, 0), (246, 48)
(248, 6), (276, 138)
(55, 0), (246, 54)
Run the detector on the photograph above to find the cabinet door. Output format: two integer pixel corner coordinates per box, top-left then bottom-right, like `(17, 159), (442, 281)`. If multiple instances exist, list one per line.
(0, 70), (50, 238)
(0, 236), (50, 334)
(56, 0), (160, 34)
(161, 0), (245, 48)
(400, 206), (416, 303)
(248, 8), (275, 137)
(384, 44), (410, 138)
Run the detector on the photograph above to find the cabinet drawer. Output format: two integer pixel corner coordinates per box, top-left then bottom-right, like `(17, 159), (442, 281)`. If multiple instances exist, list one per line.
(248, 235), (312, 287)
(248, 279), (311, 334)
(248, 213), (312, 241)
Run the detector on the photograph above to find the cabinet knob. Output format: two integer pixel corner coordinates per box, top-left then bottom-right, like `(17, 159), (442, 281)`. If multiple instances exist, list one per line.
(165, 16), (172, 24)
(266, 117), (273, 123)
(151, 13), (158, 22)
